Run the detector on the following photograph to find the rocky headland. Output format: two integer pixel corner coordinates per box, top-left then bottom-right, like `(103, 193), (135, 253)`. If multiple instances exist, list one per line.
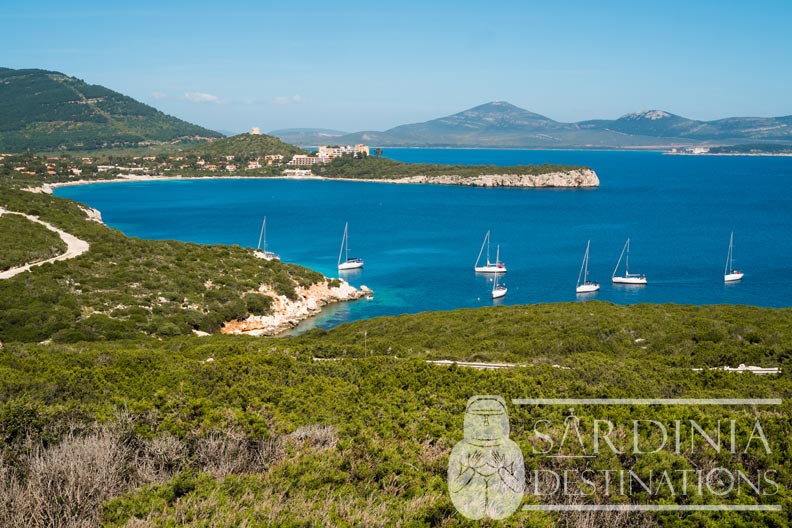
(388, 168), (599, 187)
(221, 279), (372, 336)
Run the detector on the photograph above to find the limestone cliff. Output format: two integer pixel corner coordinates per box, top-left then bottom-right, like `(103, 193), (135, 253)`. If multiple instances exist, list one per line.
(221, 279), (371, 336)
(391, 168), (599, 188)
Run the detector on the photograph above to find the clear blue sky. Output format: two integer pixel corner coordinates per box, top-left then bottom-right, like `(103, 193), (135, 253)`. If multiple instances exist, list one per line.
(2, 0), (791, 133)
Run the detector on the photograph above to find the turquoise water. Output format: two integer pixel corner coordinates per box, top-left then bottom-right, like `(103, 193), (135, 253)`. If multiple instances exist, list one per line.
(55, 150), (792, 331)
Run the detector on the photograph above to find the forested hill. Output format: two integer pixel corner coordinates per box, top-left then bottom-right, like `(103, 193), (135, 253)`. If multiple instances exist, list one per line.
(184, 132), (308, 159)
(0, 67), (222, 152)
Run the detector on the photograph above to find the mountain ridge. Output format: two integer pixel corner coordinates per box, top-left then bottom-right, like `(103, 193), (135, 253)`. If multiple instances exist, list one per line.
(0, 67), (222, 152)
(272, 101), (792, 148)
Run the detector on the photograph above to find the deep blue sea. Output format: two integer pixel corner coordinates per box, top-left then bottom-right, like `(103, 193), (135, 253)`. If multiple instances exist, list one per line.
(55, 150), (792, 332)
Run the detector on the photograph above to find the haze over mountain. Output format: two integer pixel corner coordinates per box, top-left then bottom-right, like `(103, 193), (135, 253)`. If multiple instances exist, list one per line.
(0, 68), (221, 152)
(271, 101), (792, 148)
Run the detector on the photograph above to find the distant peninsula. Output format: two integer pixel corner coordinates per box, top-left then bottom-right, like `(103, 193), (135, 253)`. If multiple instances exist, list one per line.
(2, 133), (600, 190)
(314, 156), (598, 187)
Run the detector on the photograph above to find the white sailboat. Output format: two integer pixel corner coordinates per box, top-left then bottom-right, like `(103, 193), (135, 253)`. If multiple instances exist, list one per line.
(337, 222), (364, 270)
(253, 216), (280, 261)
(724, 231), (744, 282)
(474, 230), (507, 273)
(576, 240), (600, 293)
(491, 274), (507, 299)
(611, 238), (647, 284)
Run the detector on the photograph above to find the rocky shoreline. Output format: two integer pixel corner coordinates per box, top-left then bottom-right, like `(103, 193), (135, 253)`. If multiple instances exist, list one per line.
(29, 167), (599, 193)
(221, 279), (372, 336)
(383, 168), (599, 187)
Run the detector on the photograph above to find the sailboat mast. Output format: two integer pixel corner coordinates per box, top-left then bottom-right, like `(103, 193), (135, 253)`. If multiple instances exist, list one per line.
(612, 239), (628, 278)
(475, 231), (489, 268)
(338, 223), (348, 265)
(577, 242), (588, 287)
(257, 217), (265, 251)
(263, 217), (267, 252)
(625, 238), (630, 275)
(584, 241), (590, 281)
(486, 231), (491, 265)
(725, 232), (734, 274)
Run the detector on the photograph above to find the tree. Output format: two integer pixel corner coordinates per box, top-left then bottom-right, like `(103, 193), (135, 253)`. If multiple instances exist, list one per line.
(373, 148), (383, 158)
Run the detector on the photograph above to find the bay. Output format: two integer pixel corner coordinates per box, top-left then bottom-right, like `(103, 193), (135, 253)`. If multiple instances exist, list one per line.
(55, 149), (792, 332)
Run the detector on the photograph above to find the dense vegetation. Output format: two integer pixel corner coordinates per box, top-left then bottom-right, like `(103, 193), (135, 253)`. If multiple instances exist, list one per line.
(316, 155), (585, 179)
(0, 188), (324, 342)
(183, 133), (308, 159)
(0, 68), (221, 152)
(0, 303), (790, 526)
(0, 212), (66, 271)
(1, 183), (789, 526)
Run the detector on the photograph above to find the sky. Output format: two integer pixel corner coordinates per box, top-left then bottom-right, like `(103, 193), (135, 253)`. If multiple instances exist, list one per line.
(2, 0), (791, 134)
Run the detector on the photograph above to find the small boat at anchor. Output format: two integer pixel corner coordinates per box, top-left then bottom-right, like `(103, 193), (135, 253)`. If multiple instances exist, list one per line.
(253, 216), (280, 261)
(576, 240), (600, 293)
(491, 274), (507, 299)
(611, 237), (647, 285)
(337, 222), (364, 270)
(474, 230), (507, 273)
(724, 231), (744, 282)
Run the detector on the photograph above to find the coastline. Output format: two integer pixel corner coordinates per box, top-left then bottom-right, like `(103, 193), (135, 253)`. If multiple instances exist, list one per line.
(20, 179), (373, 337)
(34, 167), (599, 194)
(664, 152), (792, 157)
(221, 280), (372, 336)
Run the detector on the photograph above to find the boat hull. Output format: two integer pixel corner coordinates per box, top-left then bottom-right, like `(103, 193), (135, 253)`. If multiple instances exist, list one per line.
(724, 272), (744, 282)
(612, 276), (647, 285)
(576, 283), (600, 293)
(475, 265), (507, 273)
(491, 288), (507, 299)
(338, 260), (364, 270)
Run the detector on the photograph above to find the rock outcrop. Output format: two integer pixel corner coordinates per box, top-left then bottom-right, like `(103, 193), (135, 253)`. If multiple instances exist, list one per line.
(221, 279), (371, 336)
(391, 168), (599, 188)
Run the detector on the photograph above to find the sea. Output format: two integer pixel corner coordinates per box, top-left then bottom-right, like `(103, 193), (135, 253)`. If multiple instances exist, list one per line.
(54, 149), (792, 332)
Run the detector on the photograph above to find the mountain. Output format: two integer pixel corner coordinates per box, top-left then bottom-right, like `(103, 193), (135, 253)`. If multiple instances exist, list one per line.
(333, 102), (792, 148)
(268, 128), (348, 146)
(0, 67), (221, 152)
(580, 110), (792, 142)
(335, 102), (693, 148)
(183, 132), (307, 158)
(579, 110), (712, 138)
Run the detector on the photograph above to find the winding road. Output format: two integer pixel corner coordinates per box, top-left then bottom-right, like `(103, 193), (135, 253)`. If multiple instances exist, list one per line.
(0, 207), (90, 280)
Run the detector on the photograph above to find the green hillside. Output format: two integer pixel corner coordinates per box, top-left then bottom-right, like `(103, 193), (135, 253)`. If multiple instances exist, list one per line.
(0, 212), (66, 271)
(0, 68), (222, 152)
(184, 132), (308, 159)
(0, 304), (789, 526)
(0, 184), (789, 526)
(0, 188), (324, 342)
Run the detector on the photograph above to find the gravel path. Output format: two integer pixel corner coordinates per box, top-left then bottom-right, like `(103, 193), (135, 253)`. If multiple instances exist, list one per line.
(0, 207), (90, 279)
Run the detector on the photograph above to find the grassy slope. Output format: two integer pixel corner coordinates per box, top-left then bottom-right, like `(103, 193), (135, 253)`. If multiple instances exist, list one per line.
(0, 304), (790, 526)
(0, 188), (325, 342)
(0, 213), (67, 271)
(0, 68), (221, 152)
